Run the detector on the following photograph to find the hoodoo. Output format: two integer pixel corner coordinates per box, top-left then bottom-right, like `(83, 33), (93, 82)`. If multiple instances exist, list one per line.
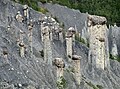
(88, 15), (109, 70)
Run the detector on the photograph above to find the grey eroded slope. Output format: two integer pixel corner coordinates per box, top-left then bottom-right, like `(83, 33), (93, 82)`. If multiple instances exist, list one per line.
(0, 0), (120, 89)
(108, 25), (120, 55)
(38, 2), (88, 31)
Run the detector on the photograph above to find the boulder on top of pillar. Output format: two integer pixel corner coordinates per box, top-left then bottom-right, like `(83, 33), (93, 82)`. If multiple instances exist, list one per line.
(66, 31), (73, 38)
(68, 27), (76, 34)
(42, 26), (50, 36)
(23, 5), (28, 10)
(52, 58), (65, 68)
(19, 42), (25, 47)
(39, 16), (45, 23)
(88, 15), (107, 26)
(47, 16), (56, 23)
(28, 20), (33, 30)
(15, 11), (24, 22)
(39, 15), (49, 25)
(72, 55), (81, 60)
(58, 28), (63, 33)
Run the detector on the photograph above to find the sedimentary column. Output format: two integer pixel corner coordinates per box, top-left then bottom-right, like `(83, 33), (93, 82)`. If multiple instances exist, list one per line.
(49, 29), (53, 41)
(66, 31), (73, 62)
(3, 47), (9, 64)
(15, 11), (23, 22)
(88, 15), (109, 70)
(41, 22), (45, 42)
(16, 38), (20, 46)
(19, 30), (24, 43)
(58, 28), (63, 43)
(72, 55), (81, 85)
(19, 42), (25, 57)
(28, 20), (33, 57)
(42, 26), (52, 65)
(23, 5), (29, 20)
(53, 58), (65, 80)
(111, 35), (118, 58)
(19, 30), (25, 57)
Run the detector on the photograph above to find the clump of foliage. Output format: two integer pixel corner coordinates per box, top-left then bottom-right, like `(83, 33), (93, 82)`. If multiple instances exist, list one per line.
(96, 85), (103, 89)
(110, 54), (120, 62)
(56, 76), (67, 89)
(75, 34), (88, 46)
(12, 0), (120, 26)
(38, 0), (47, 4)
(47, 0), (120, 26)
(38, 7), (48, 14)
(42, 0), (120, 26)
(75, 34), (90, 47)
(12, 0), (48, 14)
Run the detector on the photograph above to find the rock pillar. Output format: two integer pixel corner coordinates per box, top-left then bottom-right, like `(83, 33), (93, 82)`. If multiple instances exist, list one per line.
(20, 30), (24, 43)
(19, 42), (25, 57)
(41, 22), (45, 42)
(23, 5), (29, 20)
(15, 11), (23, 22)
(53, 58), (65, 89)
(72, 55), (81, 85)
(88, 15), (109, 70)
(28, 20), (33, 57)
(53, 58), (65, 80)
(66, 31), (73, 62)
(111, 36), (118, 59)
(19, 30), (25, 57)
(58, 28), (64, 43)
(42, 26), (52, 65)
(49, 29), (53, 41)
(2, 47), (9, 64)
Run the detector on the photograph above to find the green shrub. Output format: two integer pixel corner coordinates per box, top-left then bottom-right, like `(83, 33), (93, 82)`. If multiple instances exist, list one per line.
(75, 34), (86, 45)
(56, 76), (67, 89)
(12, 0), (120, 26)
(110, 54), (120, 62)
(38, 7), (48, 14)
(96, 85), (103, 89)
(38, 0), (47, 4)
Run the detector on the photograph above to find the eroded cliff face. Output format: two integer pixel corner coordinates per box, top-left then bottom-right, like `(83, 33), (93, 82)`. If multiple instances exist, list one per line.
(0, 0), (120, 89)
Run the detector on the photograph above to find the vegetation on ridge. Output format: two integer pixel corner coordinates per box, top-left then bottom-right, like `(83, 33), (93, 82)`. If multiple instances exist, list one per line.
(12, 0), (48, 14)
(13, 0), (120, 26)
(46, 0), (120, 26)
